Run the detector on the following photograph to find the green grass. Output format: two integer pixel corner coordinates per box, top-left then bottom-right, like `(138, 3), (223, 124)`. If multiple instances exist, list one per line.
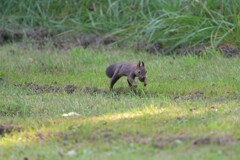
(1, 1), (240, 158)
(0, 44), (240, 159)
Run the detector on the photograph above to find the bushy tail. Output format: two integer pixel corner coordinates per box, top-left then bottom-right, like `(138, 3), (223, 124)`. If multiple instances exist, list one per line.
(106, 64), (116, 78)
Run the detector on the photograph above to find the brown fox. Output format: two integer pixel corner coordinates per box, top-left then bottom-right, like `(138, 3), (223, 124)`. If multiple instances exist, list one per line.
(106, 61), (147, 90)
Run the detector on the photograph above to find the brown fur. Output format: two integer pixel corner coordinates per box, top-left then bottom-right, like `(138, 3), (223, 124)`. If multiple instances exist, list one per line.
(106, 61), (147, 90)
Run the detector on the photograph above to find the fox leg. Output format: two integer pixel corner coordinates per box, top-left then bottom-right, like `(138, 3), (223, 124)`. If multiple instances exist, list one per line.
(110, 76), (120, 89)
(110, 68), (121, 89)
(127, 79), (132, 86)
(127, 76), (137, 87)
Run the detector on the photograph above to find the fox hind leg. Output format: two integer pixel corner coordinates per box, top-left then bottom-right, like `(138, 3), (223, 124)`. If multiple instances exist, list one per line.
(110, 76), (120, 89)
(127, 79), (132, 87)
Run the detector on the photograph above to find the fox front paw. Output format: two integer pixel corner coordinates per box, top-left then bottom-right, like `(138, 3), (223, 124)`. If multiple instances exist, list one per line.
(132, 83), (138, 88)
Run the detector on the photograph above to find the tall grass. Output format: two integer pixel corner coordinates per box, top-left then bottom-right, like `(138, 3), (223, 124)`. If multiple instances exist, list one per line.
(1, 0), (240, 48)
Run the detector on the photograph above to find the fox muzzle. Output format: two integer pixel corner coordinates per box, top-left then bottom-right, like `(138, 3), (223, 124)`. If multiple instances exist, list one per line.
(139, 77), (147, 86)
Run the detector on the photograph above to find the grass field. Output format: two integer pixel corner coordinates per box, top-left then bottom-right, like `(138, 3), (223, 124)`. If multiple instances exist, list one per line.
(1, 0), (240, 159)
(0, 44), (240, 159)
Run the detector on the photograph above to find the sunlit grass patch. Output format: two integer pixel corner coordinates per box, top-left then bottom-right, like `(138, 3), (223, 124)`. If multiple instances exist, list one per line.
(1, 98), (239, 147)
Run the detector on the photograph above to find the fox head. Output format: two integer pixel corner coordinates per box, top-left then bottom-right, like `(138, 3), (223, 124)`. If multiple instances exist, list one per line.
(135, 61), (147, 86)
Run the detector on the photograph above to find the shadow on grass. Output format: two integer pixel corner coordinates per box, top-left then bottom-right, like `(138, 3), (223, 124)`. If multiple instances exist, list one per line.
(13, 81), (238, 100)
(13, 82), (159, 97)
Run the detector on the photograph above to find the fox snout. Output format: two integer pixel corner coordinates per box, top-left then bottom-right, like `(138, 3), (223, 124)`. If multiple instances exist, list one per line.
(138, 76), (147, 86)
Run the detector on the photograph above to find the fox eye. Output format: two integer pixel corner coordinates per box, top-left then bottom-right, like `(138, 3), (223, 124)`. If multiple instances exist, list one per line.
(138, 71), (141, 74)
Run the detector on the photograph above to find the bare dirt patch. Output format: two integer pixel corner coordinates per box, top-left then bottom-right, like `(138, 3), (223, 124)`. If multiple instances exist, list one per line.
(90, 129), (115, 141)
(64, 85), (77, 94)
(134, 41), (164, 54)
(107, 87), (159, 97)
(0, 28), (116, 50)
(52, 34), (117, 50)
(174, 91), (206, 101)
(1, 28), (239, 56)
(81, 86), (108, 95)
(15, 82), (63, 94)
(173, 44), (208, 56)
(0, 124), (22, 135)
(192, 135), (235, 145)
(121, 133), (152, 145)
(152, 135), (190, 148)
(12, 82), (238, 100)
(13, 82), (158, 97)
(218, 44), (240, 57)
(120, 133), (238, 148)
(0, 28), (52, 47)
(35, 130), (63, 143)
(14, 82), (108, 95)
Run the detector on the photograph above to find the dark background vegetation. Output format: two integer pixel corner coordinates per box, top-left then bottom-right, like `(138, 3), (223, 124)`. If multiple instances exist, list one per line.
(1, 0), (240, 54)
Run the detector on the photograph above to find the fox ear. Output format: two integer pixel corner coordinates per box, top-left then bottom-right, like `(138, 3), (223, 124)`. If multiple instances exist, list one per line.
(141, 61), (144, 67)
(137, 61), (141, 67)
